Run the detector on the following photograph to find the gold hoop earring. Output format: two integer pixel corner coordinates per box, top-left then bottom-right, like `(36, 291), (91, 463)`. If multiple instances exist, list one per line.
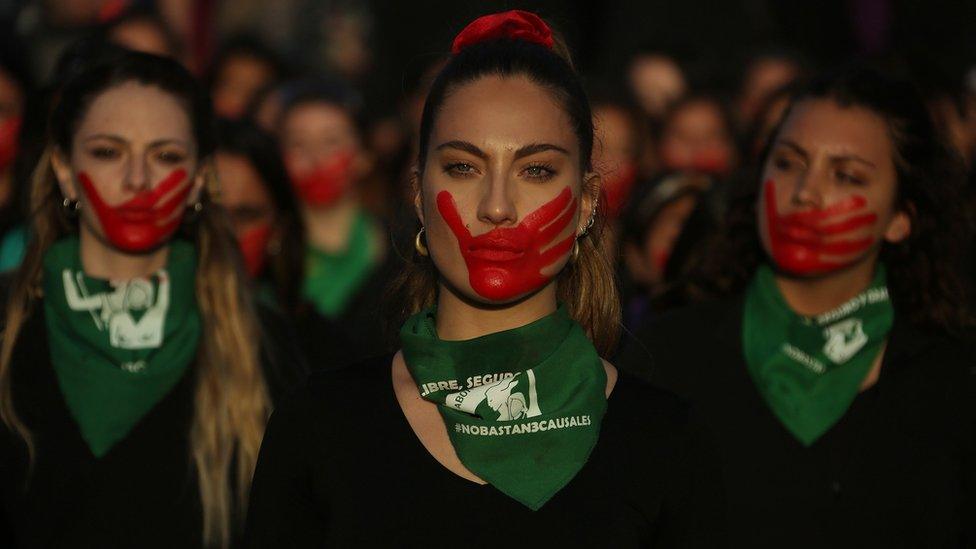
(415, 227), (429, 256)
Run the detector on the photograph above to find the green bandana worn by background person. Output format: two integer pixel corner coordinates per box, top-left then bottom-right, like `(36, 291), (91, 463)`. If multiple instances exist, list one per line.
(303, 209), (377, 318)
(742, 263), (893, 446)
(43, 236), (201, 457)
(400, 305), (607, 510)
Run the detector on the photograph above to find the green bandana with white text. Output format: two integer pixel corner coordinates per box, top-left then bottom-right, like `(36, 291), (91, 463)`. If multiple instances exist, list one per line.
(400, 305), (607, 510)
(43, 236), (200, 457)
(742, 263), (893, 446)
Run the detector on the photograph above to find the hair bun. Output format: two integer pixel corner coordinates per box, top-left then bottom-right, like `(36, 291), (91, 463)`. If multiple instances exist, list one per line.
(451, 10), (554, 54)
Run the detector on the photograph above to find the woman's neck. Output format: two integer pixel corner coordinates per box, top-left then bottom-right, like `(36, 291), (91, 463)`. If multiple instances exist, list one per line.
(303, 195), (358, 253)
(79, 227), (169, 280)
(435, 283), (558, 341)
(774, 255), (878, 317)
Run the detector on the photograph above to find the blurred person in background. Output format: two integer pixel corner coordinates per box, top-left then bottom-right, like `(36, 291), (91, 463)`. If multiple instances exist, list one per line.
(658, 94), (738, 179)
(626, 48), (687, 123)
(0, 46), (304, 548)
(591, 96), (643, 220)
(207, 34), (287, 120)
(98, 6), (183, 61)
(620, 67), (976, 547)
(618, 172), (711, 332)
(214, 118), (305, 312)
(276, 77), (396, 367)
(735, 49), (803, 131)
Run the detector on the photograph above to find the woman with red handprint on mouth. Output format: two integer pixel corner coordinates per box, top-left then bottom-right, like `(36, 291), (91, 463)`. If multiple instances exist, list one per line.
(0, 46), (305, 548)
(274, 77), (396, 368)
(245, 10), (724, 547)
(620, 67), (976, 547)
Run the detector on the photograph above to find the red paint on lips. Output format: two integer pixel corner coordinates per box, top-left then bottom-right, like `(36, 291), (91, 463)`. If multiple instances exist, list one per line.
(79, 168), (191, 252)
(437, 186), (578, 301)
(764, 179), (877, 275)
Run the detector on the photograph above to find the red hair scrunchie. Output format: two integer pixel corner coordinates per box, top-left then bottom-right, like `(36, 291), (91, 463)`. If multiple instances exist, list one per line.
(451, 10), (554, 54)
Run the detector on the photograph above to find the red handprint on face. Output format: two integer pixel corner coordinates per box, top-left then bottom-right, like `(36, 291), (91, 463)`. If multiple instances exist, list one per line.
(437, 186), (578, 301)
(287, 150), (355, 207)
(764, 179), (878, 275)
(79, 168), (191, 253)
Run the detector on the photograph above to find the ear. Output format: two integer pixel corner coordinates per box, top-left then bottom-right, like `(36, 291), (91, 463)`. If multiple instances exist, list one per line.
(411, 166), (425, 226)
(883, 207), (912, 244)
(577, 171), (602, 234)
(50, 148), (78, 200)
(186, 161), (212, 206)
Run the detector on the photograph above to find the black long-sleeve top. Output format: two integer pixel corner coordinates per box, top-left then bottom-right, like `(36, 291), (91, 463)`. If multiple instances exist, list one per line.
(618, 295), (976, 548)
(243, 354), (727, 548)
(0, 301), (308, 548)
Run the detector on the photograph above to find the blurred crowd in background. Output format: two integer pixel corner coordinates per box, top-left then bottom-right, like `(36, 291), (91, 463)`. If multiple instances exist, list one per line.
(0, 0), (974, 357)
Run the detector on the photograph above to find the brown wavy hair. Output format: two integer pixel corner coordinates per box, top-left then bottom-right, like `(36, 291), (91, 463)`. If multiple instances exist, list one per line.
(0, 48), (270, 547)
(388, 24), (620, 356)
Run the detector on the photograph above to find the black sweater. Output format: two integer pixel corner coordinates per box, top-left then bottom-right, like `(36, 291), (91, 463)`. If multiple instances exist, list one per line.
(618, 295), (976, 548)
(0, 302), (308, 548)
(243, 354), (727, 548)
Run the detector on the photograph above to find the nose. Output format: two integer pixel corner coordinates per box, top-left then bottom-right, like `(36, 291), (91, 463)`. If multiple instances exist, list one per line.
(791, 167), (828, 209)
(125, 156), (151, 192)
(476, 171), (518, 227)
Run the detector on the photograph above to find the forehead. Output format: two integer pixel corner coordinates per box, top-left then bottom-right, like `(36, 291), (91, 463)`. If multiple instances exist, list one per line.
(776, 98), (892, 161)
(432, 75), (578, 155)
(282, 102), (355, 135)
(75, 81), (191, 143)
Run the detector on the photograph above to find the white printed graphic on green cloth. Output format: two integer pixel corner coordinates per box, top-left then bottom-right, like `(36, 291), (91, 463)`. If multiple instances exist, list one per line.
(822, 318), (868, 364)
(62, 269), (170, 351)
(445, 370), (542, 421)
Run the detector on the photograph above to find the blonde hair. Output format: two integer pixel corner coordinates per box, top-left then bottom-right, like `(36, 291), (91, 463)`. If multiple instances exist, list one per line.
(0, 150), (271, 548)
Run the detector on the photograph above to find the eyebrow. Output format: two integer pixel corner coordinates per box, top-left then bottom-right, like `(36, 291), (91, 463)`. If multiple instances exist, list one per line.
(776, 138), (877, 168)
(435, 140), (570, 160)
(83, 134), (190, 148)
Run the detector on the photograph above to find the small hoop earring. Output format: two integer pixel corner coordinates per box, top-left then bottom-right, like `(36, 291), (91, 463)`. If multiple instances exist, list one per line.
(62, 197), (80, 217)
(183, 200), (204, 223)
(415, 227), (429, 257)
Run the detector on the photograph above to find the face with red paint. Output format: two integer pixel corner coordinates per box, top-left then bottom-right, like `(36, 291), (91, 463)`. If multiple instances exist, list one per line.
(281, 101), (368, 209)
(660, 98), (736, 176)
(759, 98), (912, 277)
(417, 75), (598, 305)
(592, 104), (639, 217)
(52, 81), (206, 254)
(215, 152), (277, 276)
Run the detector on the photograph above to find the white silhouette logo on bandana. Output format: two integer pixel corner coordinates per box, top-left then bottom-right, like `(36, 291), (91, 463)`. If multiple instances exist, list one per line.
(822, 318), (868, 364)
(445, 370), (543, 421)
(62, 269), (170, 350)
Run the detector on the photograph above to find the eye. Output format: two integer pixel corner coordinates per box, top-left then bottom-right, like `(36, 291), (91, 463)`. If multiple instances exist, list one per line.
(157, 150), (187, 164)
(772, 155), (794, 171)
(522, 164), (556, 181)
(89, 146), (120, 160)
(444, 162), (477, 177)
(835, 170), (865, 185)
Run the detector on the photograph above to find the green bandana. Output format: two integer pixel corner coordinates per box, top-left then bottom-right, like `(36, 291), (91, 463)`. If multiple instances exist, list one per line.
(303, 209), (377, 318)
(43, 236), (201, 457)
(742, 264), (893, 446)
(400, 306), (607, 510)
